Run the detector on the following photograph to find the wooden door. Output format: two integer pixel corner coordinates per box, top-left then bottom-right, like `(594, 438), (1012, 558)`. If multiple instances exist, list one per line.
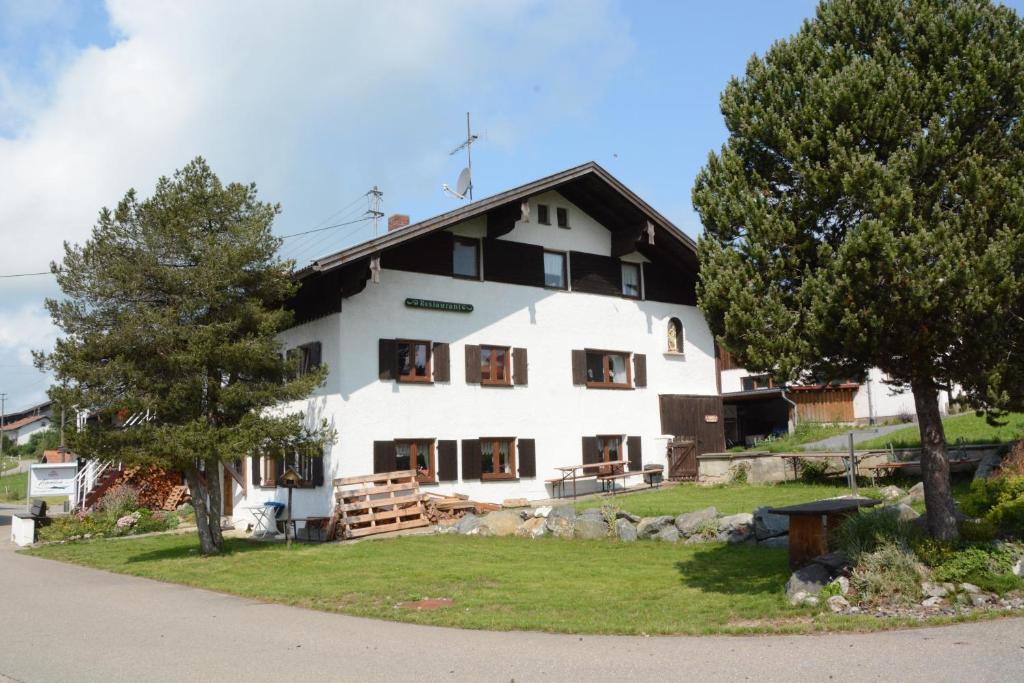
(668, 440), (698, 480)
(659, 395), (726, 455)
(222, 467), (233, 516)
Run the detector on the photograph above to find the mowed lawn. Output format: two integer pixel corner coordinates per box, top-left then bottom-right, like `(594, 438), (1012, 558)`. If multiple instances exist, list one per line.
(26, 532), (882, 635)
(0, 471), (28, 502)
(575, 481), (883, 517)
(859, 412), (1024, 450)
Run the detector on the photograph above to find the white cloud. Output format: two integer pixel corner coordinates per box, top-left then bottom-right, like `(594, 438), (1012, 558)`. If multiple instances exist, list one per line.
(0, 0), (629, 275)
(0, 0), (631, 406)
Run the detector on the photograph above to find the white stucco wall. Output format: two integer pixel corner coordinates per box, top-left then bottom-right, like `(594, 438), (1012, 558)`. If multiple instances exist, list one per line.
(720, 368), (752, 394)
(852, 368), (948, 422)
(230, 192), (717, 522)
(7, 418), (50, 446)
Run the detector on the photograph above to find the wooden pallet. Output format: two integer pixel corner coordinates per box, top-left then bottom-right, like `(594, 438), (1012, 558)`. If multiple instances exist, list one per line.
(328, 470), (429, 540)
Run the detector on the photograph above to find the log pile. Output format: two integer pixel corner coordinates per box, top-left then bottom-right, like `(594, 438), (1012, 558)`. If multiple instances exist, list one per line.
(121, 466), (191, 511)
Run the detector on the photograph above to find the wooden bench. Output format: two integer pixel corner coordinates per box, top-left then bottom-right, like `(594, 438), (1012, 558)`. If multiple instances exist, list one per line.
(597, 466), (664, 494)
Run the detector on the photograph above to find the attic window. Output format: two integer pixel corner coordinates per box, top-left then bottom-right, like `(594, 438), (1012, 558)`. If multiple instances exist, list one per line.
(556, 207), (569, 228)
(537, 204), (550, 225)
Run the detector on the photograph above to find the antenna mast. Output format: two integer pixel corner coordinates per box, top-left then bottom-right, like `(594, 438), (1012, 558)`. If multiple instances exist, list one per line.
(446, 112), (478, 201)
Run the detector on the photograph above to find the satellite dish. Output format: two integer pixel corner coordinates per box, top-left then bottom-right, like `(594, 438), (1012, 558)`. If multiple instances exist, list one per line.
(455, 167), (472, 197)
(442, 167), (473, 201)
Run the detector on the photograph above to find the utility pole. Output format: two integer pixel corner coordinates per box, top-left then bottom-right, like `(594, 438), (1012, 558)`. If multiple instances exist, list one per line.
(0, 392), (6, 478)
(368, 186), (384, 236)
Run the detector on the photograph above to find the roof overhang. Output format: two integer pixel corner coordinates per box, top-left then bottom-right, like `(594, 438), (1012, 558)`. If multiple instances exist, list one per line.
(297, 161), (697, 278)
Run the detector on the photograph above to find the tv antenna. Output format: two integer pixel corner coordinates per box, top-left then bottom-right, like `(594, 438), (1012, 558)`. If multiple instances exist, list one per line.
(442, 112), (478, 201)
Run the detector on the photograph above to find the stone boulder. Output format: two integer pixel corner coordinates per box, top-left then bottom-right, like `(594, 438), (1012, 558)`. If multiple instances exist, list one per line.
(899, 482), (925, 506)
(810, 551), (851, 576)
(674, 507), (718, 535)
(785, 563), (831, 600)
(878, 485), (906, 501)
(455, 513), (481, 535)
(717, 528), (754, 544)
(533, 506), (552, 518)
(655, 526), (681, 543)
(574, 515), (609, 540)
(616, 510), (642, 524)
(478, 510), (522, 537)
(684, 534), (708, 545)
(718, 512), (754, 533)
(921, 581), (949, 598)
(615, 518), (637, 542)
(826, 595), (850, 613)
(516, 517), (548, 539)
(758, 535), (789, 549)
(890, 503), (920, 521)
(636, 516), (675, 539)
(546, 506), (576, 538)
(752, 507), (788, 540)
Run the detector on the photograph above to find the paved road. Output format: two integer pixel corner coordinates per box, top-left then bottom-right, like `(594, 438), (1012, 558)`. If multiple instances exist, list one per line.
(1, 508), (1022, 682)
(801, 423), (912, 451)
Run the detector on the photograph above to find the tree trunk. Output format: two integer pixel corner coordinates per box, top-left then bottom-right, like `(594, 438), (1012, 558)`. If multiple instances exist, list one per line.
(185, 464), (223, 555)
(205, 458), (225, 549)
(911, 377), (958, 540)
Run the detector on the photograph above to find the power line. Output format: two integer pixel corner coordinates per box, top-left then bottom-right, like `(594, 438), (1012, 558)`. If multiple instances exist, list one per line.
(0, 270), (53, 279)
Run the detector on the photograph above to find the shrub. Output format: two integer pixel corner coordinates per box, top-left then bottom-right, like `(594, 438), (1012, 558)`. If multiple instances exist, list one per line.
(959, 518), (999, 544)
(961, 476), (1024, 533)
(932, 543), (1024, 593)
(730, 462), (749, 485)
(98, 484), (140, 519)
(798, 458), (832, 483)
(832, 507), (919, 562)
(1000, 440), (1024, 476)
(850, 542), (924, 606)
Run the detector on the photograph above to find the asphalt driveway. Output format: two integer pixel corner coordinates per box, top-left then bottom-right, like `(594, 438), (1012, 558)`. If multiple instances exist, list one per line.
(1, 506), (1022, 682)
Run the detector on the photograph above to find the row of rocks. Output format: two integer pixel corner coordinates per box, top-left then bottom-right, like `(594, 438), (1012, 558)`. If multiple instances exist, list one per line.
(438, 504), (793, 546)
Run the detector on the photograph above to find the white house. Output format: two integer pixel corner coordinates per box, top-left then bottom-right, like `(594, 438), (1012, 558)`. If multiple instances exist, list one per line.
(227, 163), (724, 527)
(1, 400), (53, 447)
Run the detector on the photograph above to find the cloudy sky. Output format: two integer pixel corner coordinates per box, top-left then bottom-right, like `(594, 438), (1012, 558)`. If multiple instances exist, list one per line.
(4, 0), (1020, 413)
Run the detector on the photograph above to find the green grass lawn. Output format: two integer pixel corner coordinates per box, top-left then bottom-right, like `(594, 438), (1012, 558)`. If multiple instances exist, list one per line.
(576, 481), (884, 517)
(859, 412), (1024, 450)
(729, 423), (856, 453)
(0, 471), (28, 502)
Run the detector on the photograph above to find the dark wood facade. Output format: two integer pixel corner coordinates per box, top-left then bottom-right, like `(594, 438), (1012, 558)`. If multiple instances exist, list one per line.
(658, 395), (726, 455)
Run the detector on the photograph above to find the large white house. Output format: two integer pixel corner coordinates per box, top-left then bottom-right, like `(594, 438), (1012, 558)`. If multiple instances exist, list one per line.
(228, 163), (725, 527)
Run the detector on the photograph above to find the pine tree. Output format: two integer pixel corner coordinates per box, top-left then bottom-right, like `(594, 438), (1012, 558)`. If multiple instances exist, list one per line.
(37, 158), (330, 554)
(694, 0), (1024, 540)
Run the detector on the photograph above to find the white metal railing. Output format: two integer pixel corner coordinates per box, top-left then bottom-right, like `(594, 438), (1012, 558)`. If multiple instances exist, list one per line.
(72, 459), (115, 509)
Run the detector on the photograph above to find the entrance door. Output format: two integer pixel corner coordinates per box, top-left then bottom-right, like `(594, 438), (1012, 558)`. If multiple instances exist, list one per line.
(668, 439), (698, 481)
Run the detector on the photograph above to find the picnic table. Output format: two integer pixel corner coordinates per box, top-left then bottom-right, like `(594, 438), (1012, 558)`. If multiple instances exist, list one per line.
(548, 460), (628, 499)
(767, 497), (881, 568)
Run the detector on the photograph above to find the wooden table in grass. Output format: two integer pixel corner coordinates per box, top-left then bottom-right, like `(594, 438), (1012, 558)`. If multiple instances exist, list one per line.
(766, 498), (881, 568)
(551, 460), (627, 499)
(777, 452), (869, 481)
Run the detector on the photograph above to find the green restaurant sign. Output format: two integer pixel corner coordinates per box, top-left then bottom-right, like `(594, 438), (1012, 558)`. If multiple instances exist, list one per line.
(405, 297), (473, 313)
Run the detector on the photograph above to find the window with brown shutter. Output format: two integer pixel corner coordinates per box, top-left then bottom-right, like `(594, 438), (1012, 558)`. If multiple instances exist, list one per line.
(584, 349), (632, 389)
(513, 348), (528, 385)
(461, 439), (482, 479)
(627, 436), (642, 471)
(464, 345), (482, 383)
(438, 440), (458, 482)
(480, 437), (516, 480)
(480, 345), (511, 386)
(373, 441), (397, 473)
(517, 438), (536, 478)
(432, 342), (450, 382)
(397, 339), (431, 383)
(395, 439), (435, 484)
(581, 436), (600, 465)
(379, 339), (398, 380)
(571, 349), (587, 385)
(633, 354), (647, 387)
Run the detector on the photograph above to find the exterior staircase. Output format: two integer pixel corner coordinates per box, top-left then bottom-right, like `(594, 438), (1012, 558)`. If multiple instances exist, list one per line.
(81, 465), (126, 510)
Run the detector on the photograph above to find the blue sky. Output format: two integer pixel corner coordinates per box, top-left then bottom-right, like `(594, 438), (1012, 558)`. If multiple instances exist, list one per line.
(1, 0), (1021, 412)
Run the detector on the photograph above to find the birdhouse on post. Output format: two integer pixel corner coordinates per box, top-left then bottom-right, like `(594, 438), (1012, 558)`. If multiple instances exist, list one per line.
(280, 466), (303, 548)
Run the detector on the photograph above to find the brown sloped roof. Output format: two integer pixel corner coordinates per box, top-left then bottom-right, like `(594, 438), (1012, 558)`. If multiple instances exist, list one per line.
(299, 161), (697, 277)
(0, 413), (48, 432)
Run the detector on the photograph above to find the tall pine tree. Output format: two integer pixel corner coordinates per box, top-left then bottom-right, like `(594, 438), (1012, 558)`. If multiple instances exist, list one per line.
(694, 0), (1024, 539)
(38, 158), (330, 554)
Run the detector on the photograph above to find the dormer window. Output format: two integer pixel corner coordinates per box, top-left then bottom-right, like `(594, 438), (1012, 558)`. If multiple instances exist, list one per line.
(537, 204), (550, 225)
(556, 207), (569, 228)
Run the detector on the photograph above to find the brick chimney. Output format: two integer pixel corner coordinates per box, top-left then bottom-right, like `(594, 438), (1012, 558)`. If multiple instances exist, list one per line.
(388, 214), (410, 232)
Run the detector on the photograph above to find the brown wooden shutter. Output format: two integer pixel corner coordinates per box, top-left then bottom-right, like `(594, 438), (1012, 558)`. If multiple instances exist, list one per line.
(517, 439), (536, 477)
(627, 436), (642, 471)
(464, 345), (481, 383)
(307, 341), (322, 370)
(581, 436), (600, 465)
(633, 353), (647, 387)
(378, 339), (398, 380)
(432, 342), (450, 382)
(482, 238), (545, 287)
(438, 440), (458, 481)
(571, 350), (587, 385)
(312, 452), (325, 486)
(461, 439), (482, 479)
(373, 440), (396, 473)
(513, 348), (528, 385)
(250, 455), (261, 487)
